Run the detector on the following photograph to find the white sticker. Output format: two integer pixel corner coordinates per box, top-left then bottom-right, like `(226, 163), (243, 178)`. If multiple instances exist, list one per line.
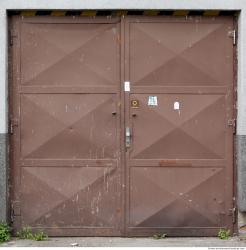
(124, 81), (130, 92)
(174, 101), (180, 110)
(148, 96), (158, 106)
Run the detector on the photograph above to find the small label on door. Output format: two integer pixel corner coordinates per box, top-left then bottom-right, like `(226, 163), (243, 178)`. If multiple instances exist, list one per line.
(174, 101), (180, 110)
(124, 81), (130, 92)
(148, 96), (158, 106)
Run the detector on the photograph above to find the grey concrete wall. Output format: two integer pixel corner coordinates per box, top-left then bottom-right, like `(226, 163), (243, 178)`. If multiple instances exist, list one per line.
(0, 133), (8, 222)
(237, 134), (246, 233)
(237, 136), (246, 211)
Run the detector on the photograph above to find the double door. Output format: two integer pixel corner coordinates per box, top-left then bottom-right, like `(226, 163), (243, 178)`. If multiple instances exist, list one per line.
(10, 15), (235, 236)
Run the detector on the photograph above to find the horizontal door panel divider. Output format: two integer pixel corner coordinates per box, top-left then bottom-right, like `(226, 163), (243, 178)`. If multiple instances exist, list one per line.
(19, 86), (119, 94)
(130, 86), (229, 94)
(20, 159), (118, 167)
(129, 159), (226, 167)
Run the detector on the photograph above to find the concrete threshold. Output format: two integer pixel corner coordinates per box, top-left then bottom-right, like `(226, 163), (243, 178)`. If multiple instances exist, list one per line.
(1, 237), (246, 247)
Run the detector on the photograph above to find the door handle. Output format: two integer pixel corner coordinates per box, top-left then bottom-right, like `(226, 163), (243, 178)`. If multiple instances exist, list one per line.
(125, 127), (131, 148)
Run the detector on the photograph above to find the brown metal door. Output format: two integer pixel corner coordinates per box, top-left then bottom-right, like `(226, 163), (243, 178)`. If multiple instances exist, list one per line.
(10, 16), (122, 236)
(124, 16), (235, 236)
(10, 15), (235, 237)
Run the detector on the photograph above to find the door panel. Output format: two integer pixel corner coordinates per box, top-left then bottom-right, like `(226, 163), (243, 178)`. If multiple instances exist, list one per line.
(129, 21), (233, 86)
(125, 16), (234, 236)
(130, 167), (225, 227)
(130, 94), (226, 159)
(11, 16), (122, 236)
(21, 94), (117, 159)
(21, 22), (119, 86)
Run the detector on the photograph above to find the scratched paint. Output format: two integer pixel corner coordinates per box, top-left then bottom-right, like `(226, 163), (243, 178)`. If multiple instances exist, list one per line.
(10, 15), (234, 237)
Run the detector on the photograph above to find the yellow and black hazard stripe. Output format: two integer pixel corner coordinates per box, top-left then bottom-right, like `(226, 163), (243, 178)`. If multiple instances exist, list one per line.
(9, 10), (239, 17)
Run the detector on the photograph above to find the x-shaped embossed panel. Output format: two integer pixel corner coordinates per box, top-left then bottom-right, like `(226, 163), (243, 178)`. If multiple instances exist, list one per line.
(21, 23), (120, 86)
(21, 94), (117, 159)
(130, 94), (226, 159)
(130, 167), (225, 227)
(130, 22), (232, 85)
(21, 166), (120, 227)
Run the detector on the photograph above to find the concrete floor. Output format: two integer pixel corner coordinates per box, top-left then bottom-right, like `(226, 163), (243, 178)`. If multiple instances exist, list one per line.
(1, 237), (246, 247)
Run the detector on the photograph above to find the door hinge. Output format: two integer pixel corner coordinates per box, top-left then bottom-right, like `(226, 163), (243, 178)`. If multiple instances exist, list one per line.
(9, 30), (17, 46)
(228, 30), (236, 45)
(11, 201), (21, 223)
(10, 118), (18, 135)
(228, 119), (236, 134)
(229, 207), (237, 224)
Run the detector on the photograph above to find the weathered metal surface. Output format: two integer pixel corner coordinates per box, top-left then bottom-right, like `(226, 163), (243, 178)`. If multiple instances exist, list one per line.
(10, 16), (122, 236)
(124, 16), (235, 236)
(10, 15), (235, 237)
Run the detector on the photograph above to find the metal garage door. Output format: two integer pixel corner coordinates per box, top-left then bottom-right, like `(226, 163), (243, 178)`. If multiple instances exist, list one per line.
(10, 15), (235, 236)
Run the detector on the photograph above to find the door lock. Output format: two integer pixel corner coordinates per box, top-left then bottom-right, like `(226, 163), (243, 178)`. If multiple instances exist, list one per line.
(125, 127), (131, 148)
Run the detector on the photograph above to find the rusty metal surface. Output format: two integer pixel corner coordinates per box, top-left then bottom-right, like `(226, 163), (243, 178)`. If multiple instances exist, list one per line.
(10, 15), (235, 237)
(10, 16), (122, 236)
(125, 16), (235, 236)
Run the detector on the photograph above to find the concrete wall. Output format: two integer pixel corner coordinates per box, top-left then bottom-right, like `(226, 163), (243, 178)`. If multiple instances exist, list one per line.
(0, 134), (8, 222)
(1, 0), (246, 230)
